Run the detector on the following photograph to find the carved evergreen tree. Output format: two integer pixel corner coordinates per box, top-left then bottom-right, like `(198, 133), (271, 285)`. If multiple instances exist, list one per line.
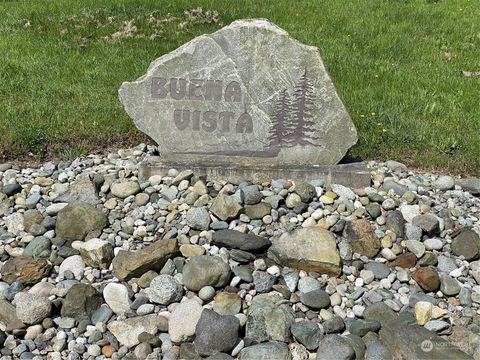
(288, 71), (318, 146)
(268, 89), (292, 148)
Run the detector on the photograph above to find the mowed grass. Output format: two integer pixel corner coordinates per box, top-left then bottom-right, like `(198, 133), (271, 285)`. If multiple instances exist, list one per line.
(0, 0), (479, 174)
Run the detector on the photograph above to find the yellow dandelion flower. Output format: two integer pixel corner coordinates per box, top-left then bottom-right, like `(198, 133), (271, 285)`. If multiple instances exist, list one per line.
(377, 122), (381, 127)
(374, 74), (379, 78)
(371, 112), (376, 116)
(360, 114), (365, 118)
(383, 128), (388, 133)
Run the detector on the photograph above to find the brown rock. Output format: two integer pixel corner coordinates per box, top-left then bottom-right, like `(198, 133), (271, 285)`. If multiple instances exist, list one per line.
(1, 256), (52, 285)
(23, 209), (43, 232)
(112, 238), (178, 281)
(389, 253), (416, 268)
(316, 223), (331, 230)
(102, 345), (114, 358)
(353, 188), (367, 196)
(0, 299), (25, 330)
(213, 292), (242, 315)
(451, 229), (480, 260)
(414, 267), (440, 292)
(448, 298), (460, 306)
(343, 219), (380, 258)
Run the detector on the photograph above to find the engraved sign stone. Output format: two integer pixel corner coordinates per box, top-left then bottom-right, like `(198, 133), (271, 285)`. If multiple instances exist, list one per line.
(120, 19), (363, 184)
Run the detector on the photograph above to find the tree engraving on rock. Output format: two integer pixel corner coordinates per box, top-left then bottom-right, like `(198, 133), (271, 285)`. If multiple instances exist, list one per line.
(267, 71), (320, 150)
(268, 89), (292, 148)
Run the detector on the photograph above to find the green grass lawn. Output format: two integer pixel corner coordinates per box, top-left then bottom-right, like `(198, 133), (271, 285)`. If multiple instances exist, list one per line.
(1, 0), (479, 174)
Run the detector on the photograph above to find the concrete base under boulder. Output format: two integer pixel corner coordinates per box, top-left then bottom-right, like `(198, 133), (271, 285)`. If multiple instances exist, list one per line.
(138, 156), (371, 188)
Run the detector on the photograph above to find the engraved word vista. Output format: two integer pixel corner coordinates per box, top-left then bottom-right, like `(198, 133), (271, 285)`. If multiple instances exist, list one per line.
(151, 77), (253, 133)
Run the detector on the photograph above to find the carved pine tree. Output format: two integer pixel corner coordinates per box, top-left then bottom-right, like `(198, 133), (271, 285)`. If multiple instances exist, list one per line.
(289, 71), (318, 146)
(268, 89), (292, 148)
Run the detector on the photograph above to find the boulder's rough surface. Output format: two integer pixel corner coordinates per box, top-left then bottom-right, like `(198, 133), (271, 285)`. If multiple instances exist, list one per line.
(1, 256), (52, 285)
(108, 314), (161, 348)
(239, 342), (291, 360)
(182, 255), (231, 291)
(210, 195), (243, 221)
(194, 309), (240, 356)
(112, 238), (178, 280)
(268, 227), (341, 275)
(363, 302), (471, 359)
(14, 293), (51, 325)
(79, 238), (114, 269)
(245, 294), (294, 345)
(212, 229), (271, 252)
(119, 19), (357, 167)
(55, 202), (107, 241)
(61, 284), (103, 321)
(343, 219), (380, 258)
(169, 299), (203, 343)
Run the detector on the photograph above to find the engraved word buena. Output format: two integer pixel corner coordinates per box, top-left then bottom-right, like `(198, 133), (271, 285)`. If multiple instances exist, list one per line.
(151, 77), (253, 134)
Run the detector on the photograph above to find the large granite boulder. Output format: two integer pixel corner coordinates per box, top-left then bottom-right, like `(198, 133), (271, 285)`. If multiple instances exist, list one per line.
(268, 227), (341, 276)
(119, 19), (357, 168)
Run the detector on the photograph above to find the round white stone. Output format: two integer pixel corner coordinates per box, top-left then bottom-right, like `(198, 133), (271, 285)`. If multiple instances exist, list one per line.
(103, 283), (131, 314)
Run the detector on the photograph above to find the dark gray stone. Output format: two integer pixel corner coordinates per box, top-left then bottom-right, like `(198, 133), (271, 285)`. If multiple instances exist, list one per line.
(290, 320), (323, 350)
(253, 271), (275, 293)
(383, 180), (408, 196)
(439, 273), (461, 296)
(451, 229), (480, 260)
(412, 214), (440, 237)
(233, 265), (253, 282)
(3, 184), (22, 196)
(362, 332), (393, 360)
(364, 262), (390, 280)
(239, 342), (290, 360)
(206, 354), (234, 360)
(365, 203), (382, 219)
(386, 210), (405, 238)
(194, 309), (240, 356)
(456, 177), (480, 195)
(241, 185), (262, 205)
(324, 316), (345, 334)
(23, 236), (51, 259)
(212, 229), (271, 252)
(345, 319), (380, 337)
(316, 335), (355, 360)
(408, 292), (437, 308)
(343, 334), (366, 360)
(300, 288), (330, 310)
(61, 284), (103, 321)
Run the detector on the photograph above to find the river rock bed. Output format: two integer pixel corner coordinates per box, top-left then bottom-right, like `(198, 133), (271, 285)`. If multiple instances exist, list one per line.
(0, 144), (479, 360)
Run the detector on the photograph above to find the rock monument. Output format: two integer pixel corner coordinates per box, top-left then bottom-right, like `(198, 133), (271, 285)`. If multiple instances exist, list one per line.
(120, 19), (369, 186)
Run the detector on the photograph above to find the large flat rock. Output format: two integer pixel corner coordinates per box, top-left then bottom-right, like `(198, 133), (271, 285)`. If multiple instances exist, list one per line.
(364, 302), (471, 359)
(268, 227), (341, 276)
(120, 19), (357, 169)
